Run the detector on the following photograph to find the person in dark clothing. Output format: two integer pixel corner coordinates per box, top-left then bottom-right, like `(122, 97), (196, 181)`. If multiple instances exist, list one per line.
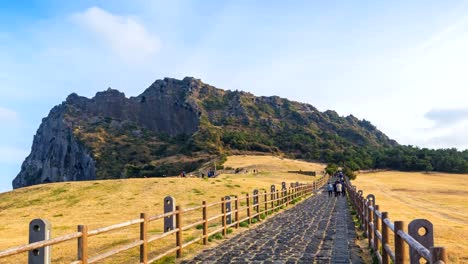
(341, 181), (346, 196)
(333, 181), (338, 197)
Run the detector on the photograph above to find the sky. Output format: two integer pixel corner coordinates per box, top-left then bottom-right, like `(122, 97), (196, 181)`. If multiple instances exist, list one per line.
(1, 0), (468, 192)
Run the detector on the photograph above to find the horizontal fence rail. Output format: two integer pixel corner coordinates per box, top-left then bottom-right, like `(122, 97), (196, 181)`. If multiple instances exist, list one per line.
(346, 180), (448, 264)
(0, 174), (329, 263)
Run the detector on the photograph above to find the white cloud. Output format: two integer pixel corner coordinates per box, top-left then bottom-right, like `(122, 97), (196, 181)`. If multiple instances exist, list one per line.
(0, 146), (29, 164)
(73, 7), (160, 63)
(0, 106), (18, 122)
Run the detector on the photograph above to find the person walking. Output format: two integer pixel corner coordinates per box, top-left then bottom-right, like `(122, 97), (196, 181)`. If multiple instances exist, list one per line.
(327, 182), (333, 197)
(333, 181), (338, 196)
(336, 181), (342, 197)
(341, 181), (346, 197)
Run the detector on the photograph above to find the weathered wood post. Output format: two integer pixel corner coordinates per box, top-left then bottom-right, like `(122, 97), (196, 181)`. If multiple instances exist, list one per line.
(77, 225), (88, 264)
(394, 221), (406, 264)
(176, 206), (182, 258)
(221, 197), (227, 237)
(366, 194), (375, 241)
(234, 197), (239, 229)
(253, 190), (259, 221)
(29, 218), (51, 264)
(367, 204), (374, 250)
(430, 247), (447, 264)
(246, 193), (251, 224)
(202, 201), (208, 244)
(408, 219), (434, 263)
(295, 182), (299, 198)
(381, 212), (390, 264)
(276, 190), (279, 207)
(164, 196), (176, 232)
(263, 192), (268, 214)
(282, 182), (287, 204)
(270, 185), (275, 209)
(140, 213), (148, 264)
(374, 205), (380, 255)
(225, 196), (232, 225)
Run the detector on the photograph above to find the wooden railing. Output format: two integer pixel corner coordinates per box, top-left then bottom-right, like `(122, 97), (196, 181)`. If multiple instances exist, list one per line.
(0, 174), (329, 263)
(346, 181), (448, 264)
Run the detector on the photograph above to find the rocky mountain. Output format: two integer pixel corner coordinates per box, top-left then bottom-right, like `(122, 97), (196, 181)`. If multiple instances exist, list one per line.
(13, 77), (398, 188)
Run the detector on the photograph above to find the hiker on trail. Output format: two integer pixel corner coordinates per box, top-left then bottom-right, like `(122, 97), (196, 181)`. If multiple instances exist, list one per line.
(336, 181), (342, 197)
(341, 181), (346, 197)
(333, 181), (338, 196)
(327, 182), (333, 197)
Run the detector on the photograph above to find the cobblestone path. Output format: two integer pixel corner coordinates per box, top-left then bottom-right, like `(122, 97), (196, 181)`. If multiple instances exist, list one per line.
(182, 187), (363, 263)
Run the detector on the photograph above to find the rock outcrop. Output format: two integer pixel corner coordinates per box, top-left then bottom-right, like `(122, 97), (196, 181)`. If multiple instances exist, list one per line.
(13, 105), (96, 188)
(13, 77), (398, 189)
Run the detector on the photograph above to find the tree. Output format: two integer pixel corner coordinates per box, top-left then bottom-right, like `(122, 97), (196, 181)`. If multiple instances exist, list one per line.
(325, 163), (339, 176)
(343, 167), (357, 180)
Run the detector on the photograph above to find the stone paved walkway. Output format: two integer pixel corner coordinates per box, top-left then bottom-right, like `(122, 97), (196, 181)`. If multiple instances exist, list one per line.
(182, 186), (363, 264)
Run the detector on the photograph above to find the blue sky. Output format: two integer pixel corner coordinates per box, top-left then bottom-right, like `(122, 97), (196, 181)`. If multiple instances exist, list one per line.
(1, 0), (468, 192)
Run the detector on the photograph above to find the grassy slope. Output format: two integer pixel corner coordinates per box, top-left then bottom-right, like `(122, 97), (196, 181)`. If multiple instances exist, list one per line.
(351, 171), (468, 263)
(0, 155), (325, 263)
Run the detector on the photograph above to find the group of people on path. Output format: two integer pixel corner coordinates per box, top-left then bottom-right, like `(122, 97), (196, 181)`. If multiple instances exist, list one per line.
(327, 171), (347, 197)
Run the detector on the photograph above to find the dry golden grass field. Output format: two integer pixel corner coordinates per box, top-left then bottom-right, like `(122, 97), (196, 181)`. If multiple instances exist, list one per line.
(351, 171), (468, 263)
(0, 155), (325, 263)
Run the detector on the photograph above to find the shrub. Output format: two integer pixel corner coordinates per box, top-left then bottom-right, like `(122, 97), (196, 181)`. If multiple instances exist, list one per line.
(239, 221), (249, 228)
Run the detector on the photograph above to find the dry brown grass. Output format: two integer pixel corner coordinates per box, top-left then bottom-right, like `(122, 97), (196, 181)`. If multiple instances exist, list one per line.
(351, 171), (468, 263)
(0, 155), (324, 263)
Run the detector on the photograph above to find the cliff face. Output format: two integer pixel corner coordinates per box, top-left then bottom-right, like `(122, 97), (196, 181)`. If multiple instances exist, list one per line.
(14, 77), (398, 189)
(12, 105), (96, 189)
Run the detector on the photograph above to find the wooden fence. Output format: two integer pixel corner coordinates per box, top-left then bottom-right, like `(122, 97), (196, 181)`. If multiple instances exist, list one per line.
(346, 181), (448, 264)
(0, 174), (329, 263)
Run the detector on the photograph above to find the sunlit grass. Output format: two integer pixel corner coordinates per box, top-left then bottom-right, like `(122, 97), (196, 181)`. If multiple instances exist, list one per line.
(0, 155), (325, 263)
(352, 171), (468, 263)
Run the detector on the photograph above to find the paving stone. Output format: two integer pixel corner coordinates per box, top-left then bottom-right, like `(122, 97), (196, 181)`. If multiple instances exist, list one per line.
(182, 181), (364, 263)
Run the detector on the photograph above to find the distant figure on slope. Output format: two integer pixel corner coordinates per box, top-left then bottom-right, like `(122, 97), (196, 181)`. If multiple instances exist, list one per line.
(341, 181), (346, 197)
(327, 182), (334, 197)
(333, 181), (338, 196)
(336, 181), (342, 197)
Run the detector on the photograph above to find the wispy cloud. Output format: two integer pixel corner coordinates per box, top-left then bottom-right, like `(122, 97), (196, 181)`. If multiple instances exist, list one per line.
(0, 106), (18, 122)
(424, 107), (468, 127)
(72, 7), (160, 63)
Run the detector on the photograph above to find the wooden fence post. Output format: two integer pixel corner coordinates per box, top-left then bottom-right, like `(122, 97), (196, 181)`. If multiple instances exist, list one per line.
(29, 218), (51, 264)
(381, 212), (389, 264)
(276, 190), (279, 207)
(176, 206), (182, 258)
(225, 196), (232, 225)
(246, 193), (251, 224)
(270, 185), (275, 209)
(394, 221), (406, 264)
(77, 225), (88, 264)
(235, 196), (239, 229)
(221, 197), (227, 237)
(140, 213), (148, 264)
(430, 247), (447, 264)
(367, 204), (373, 250)
(263, 192), (268, 215)
(202, 201), (208, 244)
(374, 205), (380, 255)
(164, 196), (176, 232)
(408, 219), (434, 264)
(253, 190), (259, 221)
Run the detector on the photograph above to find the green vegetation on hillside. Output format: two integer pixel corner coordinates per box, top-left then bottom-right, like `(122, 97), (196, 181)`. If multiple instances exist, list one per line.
(65, 78), (467, 178)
